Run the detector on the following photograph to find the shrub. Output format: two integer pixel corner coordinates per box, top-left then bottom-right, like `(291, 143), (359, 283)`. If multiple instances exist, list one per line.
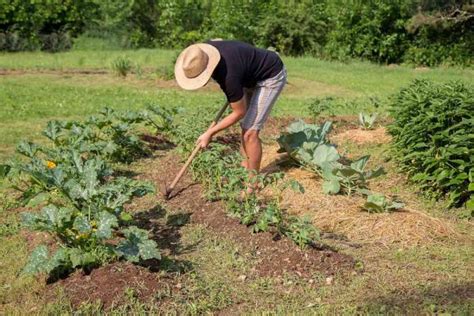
(388, 80), (473, 210)
(111, 56), (132, 77)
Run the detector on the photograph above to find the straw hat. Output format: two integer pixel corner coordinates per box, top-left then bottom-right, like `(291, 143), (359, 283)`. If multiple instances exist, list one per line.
(174, 43), (221, 90)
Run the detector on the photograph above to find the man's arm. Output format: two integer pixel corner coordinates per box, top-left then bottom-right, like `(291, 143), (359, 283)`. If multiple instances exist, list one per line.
(197, 97), (246, 148)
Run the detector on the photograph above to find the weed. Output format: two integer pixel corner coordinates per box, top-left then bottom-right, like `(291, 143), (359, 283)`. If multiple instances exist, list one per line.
(111, 56), (132, 77)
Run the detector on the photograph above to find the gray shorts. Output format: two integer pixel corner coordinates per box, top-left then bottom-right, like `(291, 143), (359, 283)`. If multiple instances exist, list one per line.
(241, 67), (287, 130)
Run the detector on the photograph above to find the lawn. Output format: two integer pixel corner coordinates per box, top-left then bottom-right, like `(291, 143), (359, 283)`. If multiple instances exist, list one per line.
(0, 48), (472, 314)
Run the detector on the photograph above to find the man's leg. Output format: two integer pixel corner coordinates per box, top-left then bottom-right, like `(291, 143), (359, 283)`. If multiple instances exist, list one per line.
(240, 88), (254, 169)
(242, 129), (262, 172)
(240, 129), (249, 169)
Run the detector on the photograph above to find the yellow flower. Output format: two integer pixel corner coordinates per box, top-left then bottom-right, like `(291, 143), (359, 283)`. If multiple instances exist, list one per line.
(46, 160), (56, 169)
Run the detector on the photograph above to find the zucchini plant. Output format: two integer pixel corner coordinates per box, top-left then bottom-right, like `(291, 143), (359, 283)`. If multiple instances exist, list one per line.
(1, 106), (168, 276)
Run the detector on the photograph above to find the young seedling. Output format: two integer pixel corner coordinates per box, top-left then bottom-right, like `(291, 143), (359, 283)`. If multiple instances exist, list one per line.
(358, 112), (378, 130)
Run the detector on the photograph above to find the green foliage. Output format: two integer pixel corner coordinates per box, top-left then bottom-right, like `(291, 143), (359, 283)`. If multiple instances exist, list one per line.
(255, 1), (328, 56)
(276, 120), (333, 165)
(283, 216), (320, 248)
(278, 120), (386, 196)
(320, 156), (386, 196)
(324, 1), (411, 63)
(308, 97), (338, 119)
(1, 106), (168, 276)
(388, 79), (474, 210)
(111, 56), (132, 77)
(0, 0), (97, 51)
(359, 112), (378, 130)
(362, 193), (405, 213)
(2, 0), (471, 66)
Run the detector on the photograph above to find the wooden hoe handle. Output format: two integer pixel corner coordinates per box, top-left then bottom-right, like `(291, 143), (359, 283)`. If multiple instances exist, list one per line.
(166, 101), (230, 194)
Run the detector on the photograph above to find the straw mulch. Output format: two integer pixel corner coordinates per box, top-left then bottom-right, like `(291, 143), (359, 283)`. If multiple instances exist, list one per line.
(330, 127), (391, 145)
(260, 143), (460, 248)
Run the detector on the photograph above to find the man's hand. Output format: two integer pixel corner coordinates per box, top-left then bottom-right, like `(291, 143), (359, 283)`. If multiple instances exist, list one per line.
(197, 131), (213, 148)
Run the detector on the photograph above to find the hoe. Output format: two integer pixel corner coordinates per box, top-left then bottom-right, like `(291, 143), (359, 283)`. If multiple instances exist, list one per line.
(161, 101), (229, 200)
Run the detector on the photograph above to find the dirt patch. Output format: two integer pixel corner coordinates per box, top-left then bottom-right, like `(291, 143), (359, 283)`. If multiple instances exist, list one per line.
(0, 69), (108, 76)
(331, 127), (391, 145)
(145, 152), (354, 279)
(260, 143), (460, 247)
(49, 262), (176, 308)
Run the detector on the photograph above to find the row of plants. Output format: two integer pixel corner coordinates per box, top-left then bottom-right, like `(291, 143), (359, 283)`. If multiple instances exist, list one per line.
(172, 110), (320, 248)
(277, 120), (404, 213)
(0, 106), (179, 276)
(388, 79), (473, 216)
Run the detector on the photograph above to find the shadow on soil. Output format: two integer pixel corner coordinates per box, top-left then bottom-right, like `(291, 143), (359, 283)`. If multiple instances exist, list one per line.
(132, 204), (198, 273)
(364, 281), (474, 312)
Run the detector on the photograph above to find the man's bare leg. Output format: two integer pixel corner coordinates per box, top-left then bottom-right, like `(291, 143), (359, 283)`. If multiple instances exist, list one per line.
(242, 129), (262, 172)
(240, 129), (249, 169)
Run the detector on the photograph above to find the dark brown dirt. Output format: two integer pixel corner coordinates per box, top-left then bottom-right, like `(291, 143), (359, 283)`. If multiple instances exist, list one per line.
(50, 262), (178, 308)
(149, 151), (354, 279)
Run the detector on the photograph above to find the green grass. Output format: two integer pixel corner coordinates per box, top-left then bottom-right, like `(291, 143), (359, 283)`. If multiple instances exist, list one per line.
(1, 47), (471, 97)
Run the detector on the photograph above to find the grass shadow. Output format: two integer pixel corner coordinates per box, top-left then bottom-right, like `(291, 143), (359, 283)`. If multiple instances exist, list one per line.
(363, 281), (474, 313)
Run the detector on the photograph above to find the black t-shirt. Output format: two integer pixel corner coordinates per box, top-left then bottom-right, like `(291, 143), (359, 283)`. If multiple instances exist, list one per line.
(207, 40), (284, 103)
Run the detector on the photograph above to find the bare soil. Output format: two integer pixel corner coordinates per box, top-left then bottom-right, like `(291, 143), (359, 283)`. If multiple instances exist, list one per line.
(149, 152), (354, 279)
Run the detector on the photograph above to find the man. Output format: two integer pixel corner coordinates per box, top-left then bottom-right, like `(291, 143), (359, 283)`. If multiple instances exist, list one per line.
(174, 40), (286, 191)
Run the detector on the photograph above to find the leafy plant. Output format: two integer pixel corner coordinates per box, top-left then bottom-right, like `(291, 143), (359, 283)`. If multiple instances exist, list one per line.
(111, 56), (132, 77)
(362, 193), (405, 213)
(320, 156), (386, 196)
(388, 80), (473, 210)
(277, 120), (333, 167)
(278, 120), (385, 195)
(181, 114), (318, 248)
(283, 216), (320, 248)
(1, 106), (165, 276)
(358, 112), (378, 130)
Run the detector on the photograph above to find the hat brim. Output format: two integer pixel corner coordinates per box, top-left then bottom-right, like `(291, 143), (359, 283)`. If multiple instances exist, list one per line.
(174, 43), (221, 90)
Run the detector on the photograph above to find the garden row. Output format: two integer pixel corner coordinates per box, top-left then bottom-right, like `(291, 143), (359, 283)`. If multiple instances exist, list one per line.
(0, 106), (178, 276)
(303, 79), (473, 216)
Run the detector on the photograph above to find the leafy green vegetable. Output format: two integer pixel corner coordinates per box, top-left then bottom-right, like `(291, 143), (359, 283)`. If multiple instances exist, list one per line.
(278, 120), (385, 195)
(358, 112), (378, 130)
(362, 193), (405, 213)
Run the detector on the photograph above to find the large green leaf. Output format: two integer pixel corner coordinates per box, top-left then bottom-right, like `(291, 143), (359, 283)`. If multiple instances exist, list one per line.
(17, 141), (38, 158)
(366, 166), (386, 179)
(73, 215), (92, 233)
(22, 245), (49, 274)
(68, 248), (97, 268)
(350, 155), (370, 173)
(116, 226), (160, 262)
(322, 179), (340, 195)
(95, 212), (118, 239)
(312, 144), (340, 167)
(43, 120), (62, 142)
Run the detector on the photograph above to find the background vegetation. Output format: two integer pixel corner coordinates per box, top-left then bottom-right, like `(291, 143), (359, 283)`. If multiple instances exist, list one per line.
(1, 0), (472, 66)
